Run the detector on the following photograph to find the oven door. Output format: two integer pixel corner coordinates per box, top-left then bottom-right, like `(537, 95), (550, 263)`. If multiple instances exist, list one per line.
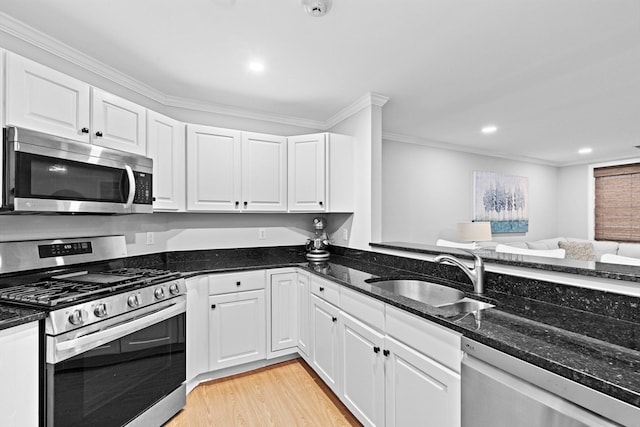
(45, 298), (186, 427)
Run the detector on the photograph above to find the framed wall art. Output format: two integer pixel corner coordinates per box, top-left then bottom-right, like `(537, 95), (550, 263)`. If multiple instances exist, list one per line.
(473, 171), (529, 234)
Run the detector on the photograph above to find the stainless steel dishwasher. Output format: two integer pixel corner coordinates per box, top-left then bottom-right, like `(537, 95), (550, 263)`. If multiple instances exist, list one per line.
(461, 337), (637, 427)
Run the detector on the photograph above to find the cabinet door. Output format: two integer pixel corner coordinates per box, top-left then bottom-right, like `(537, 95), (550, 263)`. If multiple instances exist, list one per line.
(242, 132), (287, 211)
(208, 290), (266, 370)
(270, 272), (298, 352)
(288, 133), (326, 212)
(297, 272), (311, 356)
(186, 125), (242, 211)
(385, 335), (461, 427)
(5, 52), (91, 142)
(186, 276), (209, 387)
(0, 322), (39, 427)
(340, 312), (385, 427)
(91, 88), (147, 154)
(310, 294), (340, 393)
(147, 111), (185, 211)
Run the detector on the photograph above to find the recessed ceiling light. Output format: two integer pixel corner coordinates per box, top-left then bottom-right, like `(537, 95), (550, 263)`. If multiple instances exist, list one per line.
(481, 125), (498, 134)
(578, 147), (593, 155)
(248, 61), (265, 73)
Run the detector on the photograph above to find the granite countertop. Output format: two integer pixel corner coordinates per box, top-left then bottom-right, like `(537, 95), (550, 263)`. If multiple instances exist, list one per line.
(0, 305), (45, 331)
(371, 241), (640, 283)
(172, 253), (640, 411)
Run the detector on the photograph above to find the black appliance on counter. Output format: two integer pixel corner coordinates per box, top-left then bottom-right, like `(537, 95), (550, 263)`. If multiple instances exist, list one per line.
(2, 126), (154, 214)
(0, 235), (186, 427)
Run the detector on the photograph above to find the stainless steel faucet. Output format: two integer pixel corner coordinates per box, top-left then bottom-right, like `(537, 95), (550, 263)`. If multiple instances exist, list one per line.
(434, 252), (485, 294)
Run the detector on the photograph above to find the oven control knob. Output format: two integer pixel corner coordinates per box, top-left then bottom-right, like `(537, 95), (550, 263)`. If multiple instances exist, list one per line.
(127, 294), (141, 308)
(169, 282), (180, 295)
(94, 303), (108, 318)
(154, 287), (165, 300)
(68, 310), (84, 325)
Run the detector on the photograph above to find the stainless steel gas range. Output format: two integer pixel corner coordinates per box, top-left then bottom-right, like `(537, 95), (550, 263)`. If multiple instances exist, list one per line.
(0, 235), (186, 427)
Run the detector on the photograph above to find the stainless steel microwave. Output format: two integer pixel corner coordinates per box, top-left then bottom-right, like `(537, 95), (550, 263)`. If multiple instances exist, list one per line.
(2, 126), (153, 214)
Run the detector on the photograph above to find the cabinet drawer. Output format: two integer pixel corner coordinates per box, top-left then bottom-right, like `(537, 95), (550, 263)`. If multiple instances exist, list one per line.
(341, 286), (384, 331)
(310, 275), (340, 307)
(385, 304), (462, 373)
(209, 270), (265, 295)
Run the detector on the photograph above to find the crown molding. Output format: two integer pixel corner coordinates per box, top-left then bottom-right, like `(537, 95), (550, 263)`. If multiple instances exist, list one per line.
(325, 92), (390, 129)
(382, 131), (560, 167)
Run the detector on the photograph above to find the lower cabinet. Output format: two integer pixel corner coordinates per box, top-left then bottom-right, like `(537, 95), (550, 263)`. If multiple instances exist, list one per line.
(0, 321), (39, 427)
(186, 276), (209, 387)
(296, 271), (311, 356)
(209, 289), (266, 370)
(270, 271), (298, 353)
(310, 293), (341, 394)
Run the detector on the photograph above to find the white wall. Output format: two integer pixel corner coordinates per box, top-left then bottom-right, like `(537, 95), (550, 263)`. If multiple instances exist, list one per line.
(382, 140), (560, 245)
(556, 164), (590, 239)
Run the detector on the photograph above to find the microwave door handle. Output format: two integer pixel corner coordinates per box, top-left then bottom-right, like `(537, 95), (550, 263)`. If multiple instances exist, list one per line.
(124, 165), (136, 208)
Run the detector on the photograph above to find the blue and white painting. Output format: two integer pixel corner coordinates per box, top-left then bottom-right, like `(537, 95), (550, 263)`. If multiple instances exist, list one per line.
(473, 171), (529, 234)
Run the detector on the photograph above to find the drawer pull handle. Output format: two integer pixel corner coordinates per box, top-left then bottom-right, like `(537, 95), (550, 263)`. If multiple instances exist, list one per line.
(373, 346), (381, 354)
(236, 281), (241, 286)
(331, 316), (337, 322)
(383, 349), (390, 357)
(81, 127), (89, 133)
(95, 131), (103, 137)
(319, 287), (325, 292)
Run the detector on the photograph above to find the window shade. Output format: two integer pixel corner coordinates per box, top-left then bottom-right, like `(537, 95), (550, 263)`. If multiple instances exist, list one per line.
(594, 163), (640, 242)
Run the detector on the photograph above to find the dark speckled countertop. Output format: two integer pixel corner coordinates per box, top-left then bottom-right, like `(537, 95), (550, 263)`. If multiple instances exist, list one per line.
(0, 305), (45, 331)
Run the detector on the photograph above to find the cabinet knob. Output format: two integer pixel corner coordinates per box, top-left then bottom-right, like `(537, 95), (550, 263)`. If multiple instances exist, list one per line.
(211, 304), (216, 310)
(373, 346), (381, 354)
(81, 127), (89, 134)
(243, 201), (248, 207)
(235, 201), (240, 208)
(383, 349), (390, 357)
(236, 281), (241, 286)
(95, 131), (103, 137)
(319, 201), (323, 206)
(331, 316), (337, 323)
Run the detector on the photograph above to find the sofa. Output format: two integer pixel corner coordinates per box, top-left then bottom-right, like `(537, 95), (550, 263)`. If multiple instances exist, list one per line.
(479, 237), (640, 265)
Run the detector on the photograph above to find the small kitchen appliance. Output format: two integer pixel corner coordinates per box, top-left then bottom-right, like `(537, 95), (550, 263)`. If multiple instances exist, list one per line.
(305, 216), (330, 262)
(0, 235), (185, 427)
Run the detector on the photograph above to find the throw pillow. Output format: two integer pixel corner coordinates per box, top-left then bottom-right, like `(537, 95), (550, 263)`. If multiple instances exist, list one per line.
(558, 241), (596, 261)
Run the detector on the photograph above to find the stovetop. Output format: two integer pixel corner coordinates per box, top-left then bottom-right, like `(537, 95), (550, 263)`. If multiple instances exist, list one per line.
(0, 268), (181, 309)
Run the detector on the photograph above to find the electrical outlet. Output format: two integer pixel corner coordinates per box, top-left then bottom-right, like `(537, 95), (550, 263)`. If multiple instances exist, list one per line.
(342, 228), (348, 241)
(146, 232), (154, 245)
(259, 228), (266, 240)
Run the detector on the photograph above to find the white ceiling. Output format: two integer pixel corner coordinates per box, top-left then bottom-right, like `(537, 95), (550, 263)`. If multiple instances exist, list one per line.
(1, 0), (639, 166)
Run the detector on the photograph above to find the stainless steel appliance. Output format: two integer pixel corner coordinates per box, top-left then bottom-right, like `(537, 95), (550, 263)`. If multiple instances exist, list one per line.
(2, 126), (153, 214)
(461, 337), (634, 427)
(0, 236), (186, 427)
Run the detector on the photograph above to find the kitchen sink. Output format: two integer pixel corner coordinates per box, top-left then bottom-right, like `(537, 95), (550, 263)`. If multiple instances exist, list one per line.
(368, 279), (466, 307)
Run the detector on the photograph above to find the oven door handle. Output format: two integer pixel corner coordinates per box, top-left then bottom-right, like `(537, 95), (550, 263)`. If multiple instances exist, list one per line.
(124, 164), (136, 209)
(48, 298), (185, 364)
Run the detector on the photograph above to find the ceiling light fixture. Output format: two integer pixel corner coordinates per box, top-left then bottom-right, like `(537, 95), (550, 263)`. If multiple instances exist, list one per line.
(302, 0), (332, 17)
(481, 125), (498, 134)
(248, 61), (264, 73)
(578, 147), (593, 155)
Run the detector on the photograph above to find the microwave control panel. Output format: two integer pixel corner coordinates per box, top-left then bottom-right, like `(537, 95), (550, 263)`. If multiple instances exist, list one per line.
(133, 172), (153, 204)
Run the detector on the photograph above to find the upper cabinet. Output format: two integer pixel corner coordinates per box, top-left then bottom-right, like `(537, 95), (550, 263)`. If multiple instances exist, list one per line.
(288, 133), (354, 212)
(186, 125), (287, 212)
(147, 111), (186, 211)
(5, 53), (91, 142)
(91, 88), (146, 155)
(5, 52), (146, 155)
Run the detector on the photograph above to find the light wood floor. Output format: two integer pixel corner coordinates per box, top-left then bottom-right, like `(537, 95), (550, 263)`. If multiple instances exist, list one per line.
(165, 359), (362, 427)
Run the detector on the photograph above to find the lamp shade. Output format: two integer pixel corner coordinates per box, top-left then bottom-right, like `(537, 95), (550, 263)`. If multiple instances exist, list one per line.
(456, 222), (492, 242)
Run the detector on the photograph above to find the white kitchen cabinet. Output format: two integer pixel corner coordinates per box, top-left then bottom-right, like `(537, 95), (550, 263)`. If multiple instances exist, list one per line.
(5, 52), (91, 142)
(288, 133), (354, 212)
(208, 289), (266, 371)
(340, 312), (385, 427)
(296, 271), (311, 356)
(0, 321), (39, 427)
(147, 111), (186, 211)
(310, 293), (341, 394)
(186, 126), (287, 212)
(385, 335), (461, 427)
(269, 271), (298, 353)
(91, 88), (147, 155)
(241, 132), (287, 211)
(185, 276), (209, 390)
